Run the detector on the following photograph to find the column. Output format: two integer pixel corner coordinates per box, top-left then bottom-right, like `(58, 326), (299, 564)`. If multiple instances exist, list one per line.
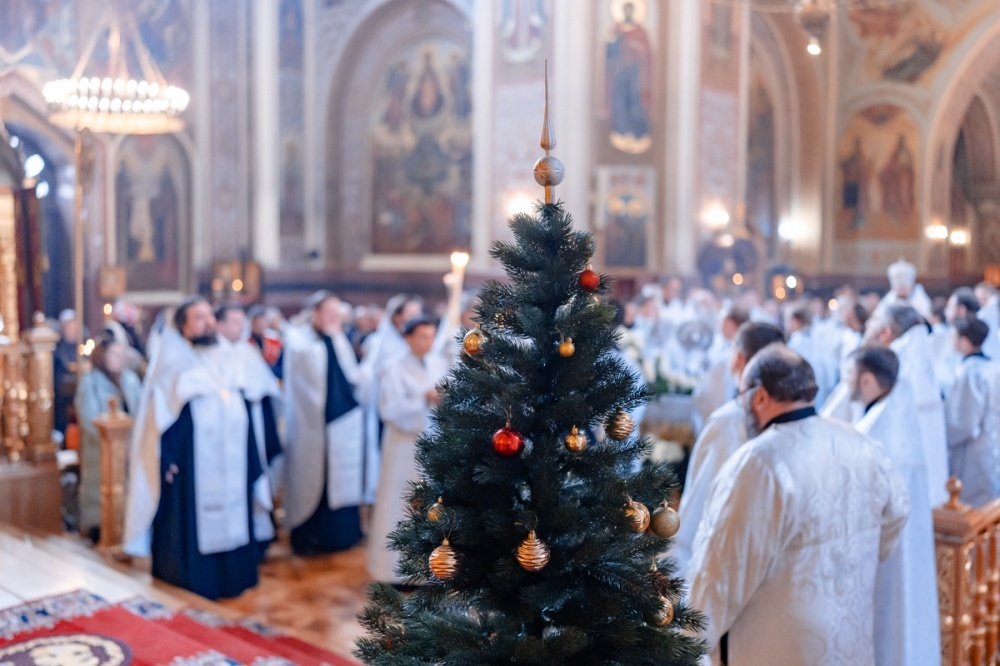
(253, 0), (281, 268)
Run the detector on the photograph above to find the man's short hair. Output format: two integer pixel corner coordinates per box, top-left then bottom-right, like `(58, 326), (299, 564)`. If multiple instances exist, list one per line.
(722, 304), (750, 328)
(787, 302), (813, 328)
(743, 345), (818, 403)
(214, 303), (243, 324)
(852, 302), (869, 329)
(882, 304), (923, 338)
(734, 322), (786, 363)
(955, 317), (990, 349)
(247, 304), (267, 320)
(173, 296), (208, 331)
(850, 346), (899, 391)
(402, 316), (437, 337)
(304, 290), (336, 311)
(952, 287), (981, 315)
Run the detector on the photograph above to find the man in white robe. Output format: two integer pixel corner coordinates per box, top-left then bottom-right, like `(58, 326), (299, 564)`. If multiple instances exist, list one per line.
(216, 303), (283, 553)
(284, 292), (370, 555)
(691, 305), (749, 435)
(945, 318), (1000, 507)
(846, 346), (939, 666)
(688, 346), (909, 666)
(673, 321), (785, 581)
(936, 287), (981, 395)
(785, 302), (837, 407)
(976, 281), (1000, 361)
(124, 297), (262, 599)
(877, 258), (931, 319)
(866, 303), (949, 505)
(368, 317), (449, 584)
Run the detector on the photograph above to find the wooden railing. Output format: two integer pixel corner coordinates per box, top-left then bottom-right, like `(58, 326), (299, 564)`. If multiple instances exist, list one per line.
(0, 312), (58, 463)
(93, 397), (132, 556)
(935, 477), (1000, 666)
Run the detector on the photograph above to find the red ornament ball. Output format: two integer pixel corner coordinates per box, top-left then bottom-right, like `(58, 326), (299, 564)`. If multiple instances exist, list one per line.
(492, 426), (525, 457)
(578, 269), (600, 292)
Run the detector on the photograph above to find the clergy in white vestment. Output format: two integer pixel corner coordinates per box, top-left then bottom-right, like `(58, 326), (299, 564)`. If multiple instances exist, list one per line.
(877, 258), (932, 318)
(216, 304), (283, 553)
(284, 292), (369, 555)
(866, 303), (949, 506)
(936, 287), (981, 395)
(368, 317), (449, 584)
(945, 318), (1000, 507)
(784, 302), (837, 407)
(123, 297), (264, 600)
(691, 305), (749, 435)
(688, 346), (909, 666)
(976, 281), (1000, 361)
(358, 294), (424, 504)
(846, 346), (939, 666)
(673, 321), (785, 581)
(75, 337), (142, 542)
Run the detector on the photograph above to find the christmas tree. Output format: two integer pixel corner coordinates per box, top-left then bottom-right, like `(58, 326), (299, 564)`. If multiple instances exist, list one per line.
(356, 70), (704, 665)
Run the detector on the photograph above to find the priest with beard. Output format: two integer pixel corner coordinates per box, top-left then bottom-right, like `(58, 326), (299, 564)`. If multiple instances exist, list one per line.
(216, 303), (283, 556)
(688, 345), (908, 666)
(672, 321), (784, 581)
(123, 296), (264, 599)
(846, 346), (939, 666)
(283, 291), (369, 555)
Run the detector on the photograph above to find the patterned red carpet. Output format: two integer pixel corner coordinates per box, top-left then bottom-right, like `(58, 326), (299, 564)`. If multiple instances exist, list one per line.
(0, 591), (355, 665)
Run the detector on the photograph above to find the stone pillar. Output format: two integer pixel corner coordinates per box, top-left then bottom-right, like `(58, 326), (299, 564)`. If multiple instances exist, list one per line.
(93, 397), (132, 556)
(253, 0), (280, 268)
(24, 312), (57, 461)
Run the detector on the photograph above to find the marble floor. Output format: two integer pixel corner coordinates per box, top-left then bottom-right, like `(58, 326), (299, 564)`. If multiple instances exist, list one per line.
(218, 538), (370, 664)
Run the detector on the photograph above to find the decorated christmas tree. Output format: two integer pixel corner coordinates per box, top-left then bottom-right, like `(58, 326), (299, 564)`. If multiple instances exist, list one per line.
(356, 69), (704, 665)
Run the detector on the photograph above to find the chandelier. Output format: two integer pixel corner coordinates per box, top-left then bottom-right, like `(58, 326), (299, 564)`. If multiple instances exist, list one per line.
(42, 9), (188, 135)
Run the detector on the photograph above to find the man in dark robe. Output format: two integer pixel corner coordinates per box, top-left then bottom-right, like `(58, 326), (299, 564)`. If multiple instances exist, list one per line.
(124, 296), (263, 600)
(283, 292), (366, 555)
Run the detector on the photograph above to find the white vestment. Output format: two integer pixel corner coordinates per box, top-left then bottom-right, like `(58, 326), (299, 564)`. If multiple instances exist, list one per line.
(856, 385), (940, 666)
(691, 341), (733, 436)
(283, 325), (371, 529)
(221, 337), (283, 543)
(367, 351), (449, 582)
(124, 331), (251, 556)
(688, 415), (909, 666)
(891, 325), (948, 505)
(820, 380), (863, 424)
(787, 328), (837, 408)
(878, 284), (932, 319)
(979, 296), (1000, 361)
(945, 354), (1000, 507)
(673, 399), (745, 582)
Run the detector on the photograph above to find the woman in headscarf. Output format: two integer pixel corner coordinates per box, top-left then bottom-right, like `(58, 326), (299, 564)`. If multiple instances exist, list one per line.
(74, 335), (142, 543)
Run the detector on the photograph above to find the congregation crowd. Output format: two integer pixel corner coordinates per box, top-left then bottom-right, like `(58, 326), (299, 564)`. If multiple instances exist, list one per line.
(50, 256), (1000, 665)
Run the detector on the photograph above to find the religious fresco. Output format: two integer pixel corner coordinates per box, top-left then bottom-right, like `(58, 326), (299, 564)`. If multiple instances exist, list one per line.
(132, 0), (191, 87)
(114, 135), (189, 291)
(599, 0), (655, 155)
(835, 105), (920, 241)
(498, 0), (549, 65)
(701, 2), (738, 89)
(596, 166), (653, 268)
(0, 0), (75, 71)
(370, 38), (472, 254)
(745, 76), (777, 259)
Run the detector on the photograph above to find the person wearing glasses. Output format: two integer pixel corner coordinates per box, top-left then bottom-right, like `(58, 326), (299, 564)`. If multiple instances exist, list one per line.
(672, 321), (784, 582)
(687, 345), (909, 666)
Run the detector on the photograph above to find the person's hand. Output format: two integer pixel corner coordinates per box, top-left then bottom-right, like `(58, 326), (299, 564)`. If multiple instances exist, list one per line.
(425, 388), (442, 406)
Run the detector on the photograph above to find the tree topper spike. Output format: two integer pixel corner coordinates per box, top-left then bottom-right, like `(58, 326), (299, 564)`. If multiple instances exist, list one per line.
(540, 60), (556, 152)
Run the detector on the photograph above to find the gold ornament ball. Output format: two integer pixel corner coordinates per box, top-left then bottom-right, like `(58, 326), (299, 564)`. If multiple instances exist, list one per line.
(533, 155), (565, 188)
(648, 596), (675, 626)
(463, 328), (486, 355)
(516, 530), (551, 572)
(650, 503), (680, 539)
(625, 498), (650, 533)
(564, 425), (588, 452)
(429, 538), (458, 580)
(606, 409), (635, 440)
(558, 337), (575, 357)
(427, 497), (445, 523)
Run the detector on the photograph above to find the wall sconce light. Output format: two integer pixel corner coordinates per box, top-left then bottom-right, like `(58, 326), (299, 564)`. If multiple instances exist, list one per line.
(701, 203), (730, 230)
(506, 192), (535, 217)
(925, 224), (949, 241)
(949, 229), (969, 246)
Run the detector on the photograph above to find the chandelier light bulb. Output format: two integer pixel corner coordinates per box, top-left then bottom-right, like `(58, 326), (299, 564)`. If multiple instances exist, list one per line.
(807, 36), (822, 55)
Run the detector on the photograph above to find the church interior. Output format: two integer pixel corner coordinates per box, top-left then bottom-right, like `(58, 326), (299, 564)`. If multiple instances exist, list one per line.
(2, 0), (1000, 664)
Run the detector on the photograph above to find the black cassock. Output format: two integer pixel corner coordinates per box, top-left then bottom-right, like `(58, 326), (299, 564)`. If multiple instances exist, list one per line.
(289, 333), (364, 556)
(151, 398), (264, 600)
